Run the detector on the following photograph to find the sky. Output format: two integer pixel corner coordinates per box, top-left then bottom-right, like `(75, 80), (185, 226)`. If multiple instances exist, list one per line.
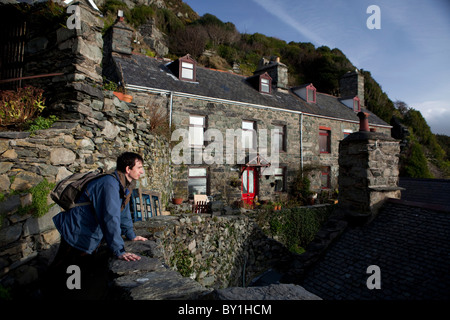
(183, 0), (450, 136)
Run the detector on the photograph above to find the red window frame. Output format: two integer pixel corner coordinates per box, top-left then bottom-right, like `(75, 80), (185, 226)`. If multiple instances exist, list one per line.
(306, 84), (316, 103)
(321, 166), (331, 189)
(319, 126), (331, 154)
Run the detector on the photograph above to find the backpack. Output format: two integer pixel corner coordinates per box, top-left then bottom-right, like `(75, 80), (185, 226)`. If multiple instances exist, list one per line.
(51, 168), (113, 211)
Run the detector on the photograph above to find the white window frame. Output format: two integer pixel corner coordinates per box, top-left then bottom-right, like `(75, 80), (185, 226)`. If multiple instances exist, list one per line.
(242, 120), (256, 150)
(189, 115), (205, 146)
(181, 61), (194, 80)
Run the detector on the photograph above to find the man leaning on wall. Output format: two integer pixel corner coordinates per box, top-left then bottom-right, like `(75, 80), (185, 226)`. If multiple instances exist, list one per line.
(42, 152), (148, 299)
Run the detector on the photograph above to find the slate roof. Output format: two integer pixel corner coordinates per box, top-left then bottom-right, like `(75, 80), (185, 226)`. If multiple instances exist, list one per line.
(300, 178), (450, 300)
(111, 54), (389, 127)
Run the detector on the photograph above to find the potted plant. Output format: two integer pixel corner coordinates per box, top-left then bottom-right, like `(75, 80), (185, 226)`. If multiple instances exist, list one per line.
(172, 197), (183, 205)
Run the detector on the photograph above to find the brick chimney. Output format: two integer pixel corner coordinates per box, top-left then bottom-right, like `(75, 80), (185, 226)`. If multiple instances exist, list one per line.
(254, 56), (288, 90)
(340, 70), (364, 106)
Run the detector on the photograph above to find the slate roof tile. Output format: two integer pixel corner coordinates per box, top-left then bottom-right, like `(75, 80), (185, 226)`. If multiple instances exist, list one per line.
(301, 178), (450, 300)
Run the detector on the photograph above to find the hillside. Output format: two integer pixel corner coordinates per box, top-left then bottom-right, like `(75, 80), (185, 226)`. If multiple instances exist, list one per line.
(99, 0), (449, 178)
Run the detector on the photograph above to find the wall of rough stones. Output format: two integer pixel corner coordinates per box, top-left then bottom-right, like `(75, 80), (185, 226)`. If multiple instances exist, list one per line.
(338, 129), (401, 222)
(119, 213), (295, 293)
(0, 89), (172, 291)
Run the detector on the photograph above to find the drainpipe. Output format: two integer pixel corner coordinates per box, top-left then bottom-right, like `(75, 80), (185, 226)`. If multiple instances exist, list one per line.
(169, 91), (173, 129)
(300, 113), (304, 171)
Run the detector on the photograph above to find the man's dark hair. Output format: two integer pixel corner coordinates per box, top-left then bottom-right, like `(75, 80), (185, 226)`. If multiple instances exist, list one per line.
(117, 152), (144, 172)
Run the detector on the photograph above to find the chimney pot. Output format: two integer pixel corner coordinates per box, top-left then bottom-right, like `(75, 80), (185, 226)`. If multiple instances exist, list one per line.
(357, 112), (370, 132)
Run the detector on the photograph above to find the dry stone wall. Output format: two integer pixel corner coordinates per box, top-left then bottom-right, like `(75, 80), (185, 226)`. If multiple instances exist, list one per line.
(109, 213), (303, 299)
(0, 89), (172, 292)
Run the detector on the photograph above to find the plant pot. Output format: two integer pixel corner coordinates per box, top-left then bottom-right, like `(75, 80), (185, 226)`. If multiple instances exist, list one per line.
(122, 94), (133, 103)
(172, 198), (183, 205)
(113, 92), (133, 102)
(113, 91), (124, 100)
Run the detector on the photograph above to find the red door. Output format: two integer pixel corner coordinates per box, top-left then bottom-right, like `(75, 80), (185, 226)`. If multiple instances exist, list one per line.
(242, 167), (257, 205)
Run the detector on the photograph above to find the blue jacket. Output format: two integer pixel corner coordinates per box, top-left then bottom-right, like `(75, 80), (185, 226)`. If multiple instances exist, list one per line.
(53, 171), (136, 257)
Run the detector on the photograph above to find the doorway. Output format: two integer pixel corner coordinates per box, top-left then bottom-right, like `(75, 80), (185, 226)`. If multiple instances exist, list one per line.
(242, 167), (257, 205)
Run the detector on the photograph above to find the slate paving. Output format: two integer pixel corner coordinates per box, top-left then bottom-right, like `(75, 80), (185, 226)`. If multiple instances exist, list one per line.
(301, 178), (450, 300)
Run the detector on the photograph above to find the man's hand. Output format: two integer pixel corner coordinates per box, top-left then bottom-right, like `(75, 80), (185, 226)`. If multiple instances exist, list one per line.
(118, 252), (141, 261)
(132, 236), (148, 241)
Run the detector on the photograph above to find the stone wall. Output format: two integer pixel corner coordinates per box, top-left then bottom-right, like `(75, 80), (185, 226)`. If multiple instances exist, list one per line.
(0, 89), (172, 291)
(109, 212), (297, 299)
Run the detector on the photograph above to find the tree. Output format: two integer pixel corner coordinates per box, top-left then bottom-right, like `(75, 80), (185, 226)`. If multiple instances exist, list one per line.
(169, 25), (208, 58)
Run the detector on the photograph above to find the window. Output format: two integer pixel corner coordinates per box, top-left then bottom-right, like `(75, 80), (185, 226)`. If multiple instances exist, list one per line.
(181, 61), (194, 80)
(242, 120), (256, 149)
(188, 167), (207, 197)
(273, 124), (286, 152)
(307, 84), (316, 103)
(274, 167), (286, 192)
(260, 78), (270, 93)
(321, 166), (331, 189)
(353, 97), (361, 112)
(319, 127), (331, 153)
(343, 129), (352, 138)
(259, 73), (272, 93)
(189, 115), (205, 146)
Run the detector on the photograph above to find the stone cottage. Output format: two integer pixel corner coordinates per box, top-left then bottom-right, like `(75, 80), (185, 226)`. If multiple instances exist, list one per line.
(103, 18), (391, 206)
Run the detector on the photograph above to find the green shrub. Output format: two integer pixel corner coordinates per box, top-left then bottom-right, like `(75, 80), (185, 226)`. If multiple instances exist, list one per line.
(25, 115), (58, 135)
(259, 205), (333, 254)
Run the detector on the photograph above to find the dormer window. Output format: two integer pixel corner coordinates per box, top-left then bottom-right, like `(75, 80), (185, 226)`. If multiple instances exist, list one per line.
(181, 61), (194, 81)
(246, 72), (272, 94)
(306, 84), (316, 103)
(353, 96), (361, 112)
(259, 73), (272, 94)
(167, 54), (197, 82)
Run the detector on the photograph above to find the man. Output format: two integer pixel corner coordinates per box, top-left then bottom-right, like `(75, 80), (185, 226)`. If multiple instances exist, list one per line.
(46, 152), (147, 298)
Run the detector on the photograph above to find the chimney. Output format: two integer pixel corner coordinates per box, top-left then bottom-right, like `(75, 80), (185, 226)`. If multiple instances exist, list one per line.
(118, 10), (124, 22)
(340, 69), (364, 106)
(254, 56), (288, 90)
(338, 123), (403, 225)
(108, 12), (133, 55)
(357, 112), (370, 132)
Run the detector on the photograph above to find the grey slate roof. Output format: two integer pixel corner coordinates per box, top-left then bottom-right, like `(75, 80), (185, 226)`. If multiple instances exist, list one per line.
(301, 178), (450, 300)
(112, 54), (389, 127)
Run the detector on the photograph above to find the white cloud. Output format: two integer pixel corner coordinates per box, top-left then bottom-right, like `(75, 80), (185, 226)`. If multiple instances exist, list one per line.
(414, 100), (450, 136)
(251, 0), (328, 46)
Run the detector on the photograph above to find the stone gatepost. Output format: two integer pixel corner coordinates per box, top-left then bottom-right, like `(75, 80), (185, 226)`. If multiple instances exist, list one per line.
(337, 112), (402, 224)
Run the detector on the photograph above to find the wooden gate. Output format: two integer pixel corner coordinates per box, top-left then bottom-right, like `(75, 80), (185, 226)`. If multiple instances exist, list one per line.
(0, 7), (27, 90)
